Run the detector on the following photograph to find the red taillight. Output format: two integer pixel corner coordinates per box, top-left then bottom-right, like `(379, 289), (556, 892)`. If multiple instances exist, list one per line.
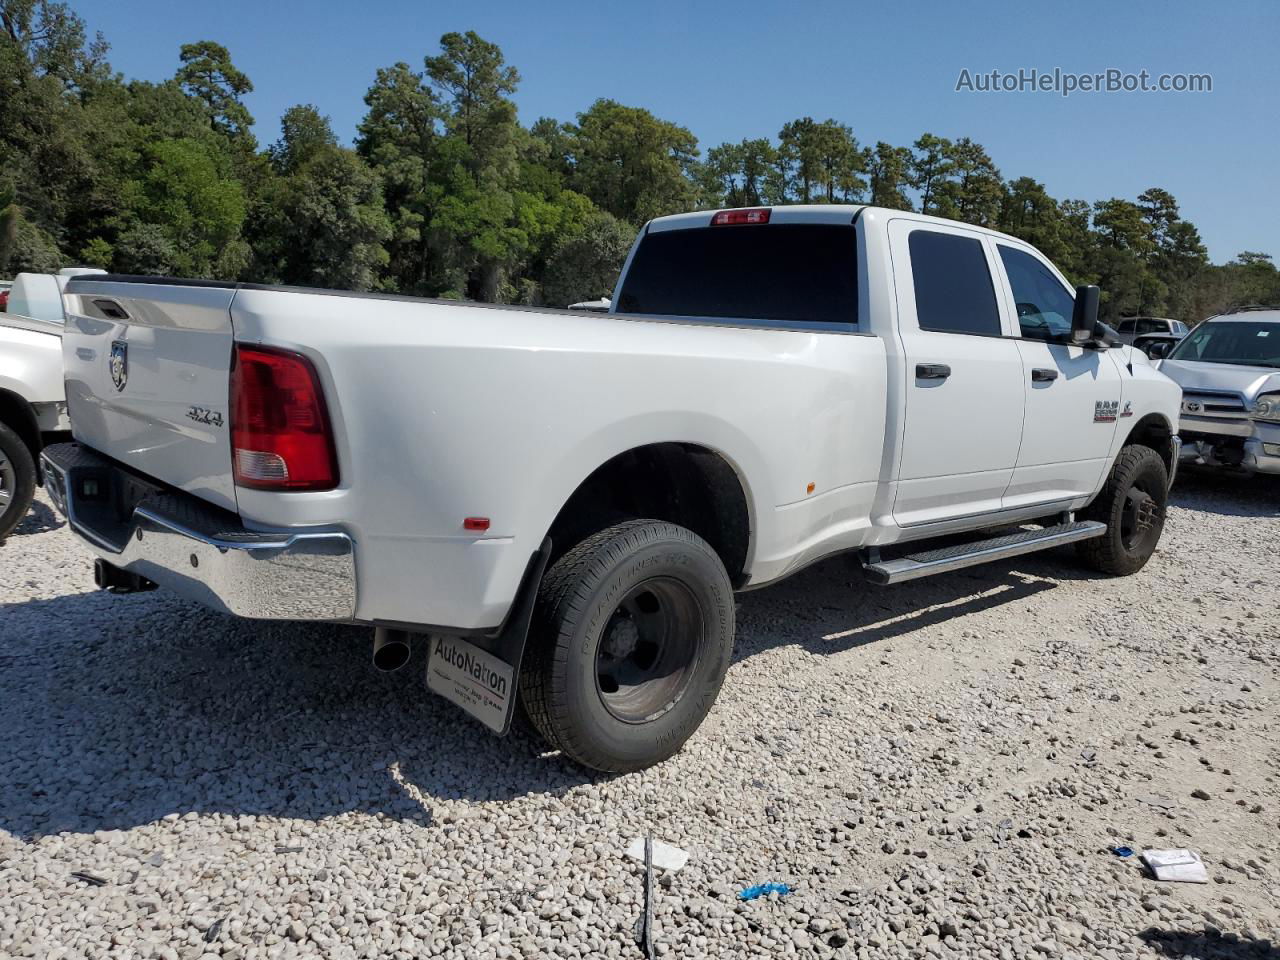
(230, 345), (338, 491)
(710, 208), (771, 226)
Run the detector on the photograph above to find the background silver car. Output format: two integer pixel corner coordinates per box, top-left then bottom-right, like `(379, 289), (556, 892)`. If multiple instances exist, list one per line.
(1154, 307), (1280, 474)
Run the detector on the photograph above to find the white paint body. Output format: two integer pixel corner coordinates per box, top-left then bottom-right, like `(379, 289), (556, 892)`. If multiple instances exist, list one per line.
(59, 207), (1180, 632)
(0, 274), (71, 432)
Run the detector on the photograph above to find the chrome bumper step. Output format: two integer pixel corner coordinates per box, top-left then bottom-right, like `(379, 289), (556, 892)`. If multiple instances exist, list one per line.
(863, 521), (1106, 585)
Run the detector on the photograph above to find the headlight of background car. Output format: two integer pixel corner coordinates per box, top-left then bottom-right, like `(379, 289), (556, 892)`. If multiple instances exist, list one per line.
(1253, 393), (1280, 422)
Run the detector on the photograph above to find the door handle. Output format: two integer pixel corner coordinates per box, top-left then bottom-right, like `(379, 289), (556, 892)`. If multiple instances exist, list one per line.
(1031, 368), (1059, 383)
(915, 363), (951, 381)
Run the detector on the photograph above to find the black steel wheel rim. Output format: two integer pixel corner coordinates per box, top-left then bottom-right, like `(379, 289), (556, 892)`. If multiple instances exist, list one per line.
(1120, 480), (1161, 552)
(595, 577), (703, 724)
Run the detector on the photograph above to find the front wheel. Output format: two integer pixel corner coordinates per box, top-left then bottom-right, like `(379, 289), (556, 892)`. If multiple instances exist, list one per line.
(520, 520), (735, 772)
(0, 421), (37, 541)
(1075, 444), (1169, 575)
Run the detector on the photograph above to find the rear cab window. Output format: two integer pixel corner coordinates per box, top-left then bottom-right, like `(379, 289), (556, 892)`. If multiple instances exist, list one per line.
(615, 223), (858, 329)
(906, 230), (1001, 336)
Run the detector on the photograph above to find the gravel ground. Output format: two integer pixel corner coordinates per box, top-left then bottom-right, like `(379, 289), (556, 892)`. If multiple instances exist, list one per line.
(1, 473), (1278, 960)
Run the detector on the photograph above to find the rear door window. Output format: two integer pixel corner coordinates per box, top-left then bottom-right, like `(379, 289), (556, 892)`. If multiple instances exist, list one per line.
(908, 230), (1001, 336)
(615, 224), (857, 328)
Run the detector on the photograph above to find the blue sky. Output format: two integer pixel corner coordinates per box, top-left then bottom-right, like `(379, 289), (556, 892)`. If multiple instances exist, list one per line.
(78, 0), (1278, 263)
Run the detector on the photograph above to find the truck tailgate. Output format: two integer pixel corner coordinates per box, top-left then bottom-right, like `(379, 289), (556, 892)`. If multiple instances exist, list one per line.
(61, 279), (239, 512)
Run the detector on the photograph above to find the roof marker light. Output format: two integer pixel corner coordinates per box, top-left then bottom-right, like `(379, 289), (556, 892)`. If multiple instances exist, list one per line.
(710, 208), (771, 226)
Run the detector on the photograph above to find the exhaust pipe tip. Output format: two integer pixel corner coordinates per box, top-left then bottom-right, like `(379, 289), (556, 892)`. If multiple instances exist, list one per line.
(94, 558), (157, 593)
(372, 627), (411, 673)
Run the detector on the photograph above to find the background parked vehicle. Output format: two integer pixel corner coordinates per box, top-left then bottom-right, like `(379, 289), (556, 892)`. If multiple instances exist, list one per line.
(0, 280), (12, 312)
(567, 296), (611, 312)
(1133, 332), (1186, 360)
(0, 268), (102, 538)
(1154, 306), (1280, 474)
(1115, 317), (1190, 345)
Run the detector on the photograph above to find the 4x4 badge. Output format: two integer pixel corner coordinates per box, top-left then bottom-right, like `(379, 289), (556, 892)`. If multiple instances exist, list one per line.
(109, 340), (128, 392)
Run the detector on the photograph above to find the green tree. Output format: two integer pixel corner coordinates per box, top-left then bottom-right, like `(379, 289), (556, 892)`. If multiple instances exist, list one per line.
(425, 30), (518, 178)
(528, 116), (574, 185)
(937, 137), (1002, 225)
(1134, 187), (1207, 318)
(250, 146), (391, 291)
(864, 142), (913, 210)
(0, 186), (18, 269)
(270, 104), (338, 174)
(0, 0), (108, 88)
(1090, 198), (1155, 319)
(175, 40), (254, 142)
(1055, 198), (1096, 283)
(356, 61), (444, 294)
(567, 99), (699, 225)
(0, 0), (107, 255)
(423, 32), (528, 299)
(703, 138), (782, 207)
(540, 207), (633, 307)
(909, 133), (953, 215)
(119, 137), (248, 277)
(777, 118), (865, 203)
(999, 177), (1064, 261)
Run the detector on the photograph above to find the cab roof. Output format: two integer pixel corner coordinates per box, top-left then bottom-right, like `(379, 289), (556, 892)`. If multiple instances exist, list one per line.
(646, 204), (1033, 247)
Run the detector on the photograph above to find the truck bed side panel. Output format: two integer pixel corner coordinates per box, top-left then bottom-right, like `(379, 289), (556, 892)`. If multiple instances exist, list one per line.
(229, 289), (889, 629)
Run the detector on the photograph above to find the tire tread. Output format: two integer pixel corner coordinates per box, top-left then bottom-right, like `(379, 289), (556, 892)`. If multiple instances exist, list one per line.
(519, 520), (729, 771)
(0, 421), (37, 541)
(1075, 444), (1167, 575)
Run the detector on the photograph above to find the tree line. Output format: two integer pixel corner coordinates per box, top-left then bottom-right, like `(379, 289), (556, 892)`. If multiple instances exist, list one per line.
(2, 0), (1278, 320)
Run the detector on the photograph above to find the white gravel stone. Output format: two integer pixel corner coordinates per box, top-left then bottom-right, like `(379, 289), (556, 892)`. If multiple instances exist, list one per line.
(1, 478), (1278, 958)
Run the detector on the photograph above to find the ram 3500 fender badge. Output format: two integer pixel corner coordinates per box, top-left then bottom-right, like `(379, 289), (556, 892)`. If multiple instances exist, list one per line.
(1094, 400), (1120, 423)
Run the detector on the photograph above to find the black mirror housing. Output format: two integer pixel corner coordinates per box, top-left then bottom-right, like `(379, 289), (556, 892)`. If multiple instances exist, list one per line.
(1072, 285), (1100, 344)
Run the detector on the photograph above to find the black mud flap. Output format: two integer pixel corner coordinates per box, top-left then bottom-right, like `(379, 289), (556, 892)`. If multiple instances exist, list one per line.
(425, 538), (551, 736)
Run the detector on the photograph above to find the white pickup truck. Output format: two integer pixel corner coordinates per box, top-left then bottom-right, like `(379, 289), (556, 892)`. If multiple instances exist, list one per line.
(0, 270), (104, 537)
(43, 206), (1181, 771)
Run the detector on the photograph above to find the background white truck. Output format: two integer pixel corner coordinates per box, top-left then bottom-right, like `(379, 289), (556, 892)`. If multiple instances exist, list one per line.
(42, 205), (1181, 771)
(0, 269), (103, 537)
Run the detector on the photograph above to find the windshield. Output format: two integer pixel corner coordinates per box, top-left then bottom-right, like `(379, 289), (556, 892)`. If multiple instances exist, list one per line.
(1168, 320), (1280, 368)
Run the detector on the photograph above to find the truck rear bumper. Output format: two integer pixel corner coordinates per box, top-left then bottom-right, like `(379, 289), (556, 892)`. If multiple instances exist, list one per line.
(41, 443), (356, 620)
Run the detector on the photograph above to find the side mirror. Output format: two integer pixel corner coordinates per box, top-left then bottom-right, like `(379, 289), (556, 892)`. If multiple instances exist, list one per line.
(1144, 340), (1173, 360)
(1072, 285), (1100, 344)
